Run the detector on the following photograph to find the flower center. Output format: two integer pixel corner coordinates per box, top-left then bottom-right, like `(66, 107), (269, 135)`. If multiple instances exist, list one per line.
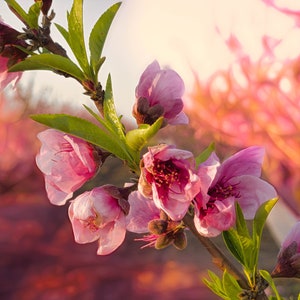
(152, 159), (180, 187)
(208, 183), (235, 200)
(83, 210), (102, 232)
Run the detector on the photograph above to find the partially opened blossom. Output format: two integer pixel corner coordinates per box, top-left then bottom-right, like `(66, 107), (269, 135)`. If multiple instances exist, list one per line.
(0, 18), (28, 89)
(36, 129), (101, 205)
(126, 190), (160, 233)
(139, 144), (200, 221)
(194, 146), (277, 237)
(127, 191), (187, 250)
(272, 221), (300, 278)
(133, 60), (188, 126)
(69, 185), (127, 255)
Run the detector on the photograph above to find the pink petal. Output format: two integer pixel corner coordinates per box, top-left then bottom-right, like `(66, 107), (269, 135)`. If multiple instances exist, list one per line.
(126, 191), (160, 233)
(194, 197), (236, 237)
(229, 175), (277, 219)
(97, 216), (126, 255)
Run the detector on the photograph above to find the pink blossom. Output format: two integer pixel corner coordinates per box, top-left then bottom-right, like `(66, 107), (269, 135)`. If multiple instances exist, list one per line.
(0, 19), (27, 89)
(272, 221), (300, 278)
(194, 146), (277, 237)
(68, 185), (127, 255)
(36, 129), (99, 205)
(0, 56), (21, 89)
(139, 144), (200, 221)
(133, 60), (188, 126)
(126, 190), (160, 233)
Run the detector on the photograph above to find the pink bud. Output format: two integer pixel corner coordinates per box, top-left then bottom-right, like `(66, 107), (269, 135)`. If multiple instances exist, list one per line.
(133, 60), (188, 126)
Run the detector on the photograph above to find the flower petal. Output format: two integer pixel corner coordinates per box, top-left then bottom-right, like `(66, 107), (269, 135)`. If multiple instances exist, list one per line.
(126, 191), (160, 233)
(229, 175), (277, 219)
(212, 146), (265, 186)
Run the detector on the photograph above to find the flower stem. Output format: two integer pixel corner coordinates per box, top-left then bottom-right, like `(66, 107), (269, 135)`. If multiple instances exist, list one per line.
(183, 214), (248, 288)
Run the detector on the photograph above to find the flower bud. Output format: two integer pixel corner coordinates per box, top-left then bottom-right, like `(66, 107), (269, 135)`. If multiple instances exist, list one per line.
(272, 222), (300, 278)
(133, 60), (188, 126)
(36, 0), (53, 15)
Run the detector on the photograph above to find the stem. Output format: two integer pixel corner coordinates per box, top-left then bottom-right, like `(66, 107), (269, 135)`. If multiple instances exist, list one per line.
(183, 213), (248, 289)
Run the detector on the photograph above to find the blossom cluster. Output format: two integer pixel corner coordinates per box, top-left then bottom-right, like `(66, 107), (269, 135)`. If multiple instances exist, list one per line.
(35, 61), (278, 255)
(2, 1), (300, 296)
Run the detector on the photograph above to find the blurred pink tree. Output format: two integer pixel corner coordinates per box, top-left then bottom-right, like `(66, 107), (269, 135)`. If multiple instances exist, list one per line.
(186, 1), (300, 216)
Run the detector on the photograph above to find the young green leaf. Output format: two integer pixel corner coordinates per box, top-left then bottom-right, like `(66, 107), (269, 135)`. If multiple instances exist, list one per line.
(223, 229), (245, 266)
(235, 202), (250, 239)
(67, 0), (90, 76)
(54, 23), (70, 45)
(27, 1), (42, 29)
(9, 53), (85, 81)
(5, 0), (32, 27)
(31, 114), (129, 161)
(222, 271), (243, 300)
(251, 198), (278, 271)
(89, 2), (121, 75)
(195, 142), (215, 166)
(203, 270), (230, 300)
(102, 74), (126, 139)
(253, 198), (278, 243)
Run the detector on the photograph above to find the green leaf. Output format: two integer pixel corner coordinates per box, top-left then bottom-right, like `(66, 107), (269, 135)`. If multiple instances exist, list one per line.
(259, 270), (283, 300)
(9, 53), (85, 81)
(253, 198), (278, 243)
(89, 2), (121, 75)
(126, 117), (164, 151)
(195, 142), (215, 166)
(203, 270), (230, 300)
(251, 198), (278, 270)
(54, 23), (70, 44)
(31, 114), (129, 160)
(235, 202), (250, 238)
(5, 0), (41, 28)
(83, 104), (140, 173)
(223, 229), (245, 266)
(27, 1), (42, 28)
(222, 271), (243, 300)
(103, 74), (126, 138)
(67, 0), (90, 76)
(5, 0), (31, 27)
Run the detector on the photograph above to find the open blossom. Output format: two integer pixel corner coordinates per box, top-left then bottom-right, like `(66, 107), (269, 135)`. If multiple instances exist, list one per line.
(36, 129), (100, 206)
(69, 185), (127, 255)
(133, 60), (188, 126)
(194, 146), (277, 237)
(138, 144), (200, 221)
(0, 18), (28, 89)
(272, 221), (300, 278)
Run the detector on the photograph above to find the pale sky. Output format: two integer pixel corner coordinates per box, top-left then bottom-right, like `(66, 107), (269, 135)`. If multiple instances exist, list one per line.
(1, 0), (298, 120)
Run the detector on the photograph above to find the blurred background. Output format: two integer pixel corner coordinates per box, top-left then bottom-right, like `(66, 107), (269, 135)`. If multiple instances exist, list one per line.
(1, 0), (300, 299)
